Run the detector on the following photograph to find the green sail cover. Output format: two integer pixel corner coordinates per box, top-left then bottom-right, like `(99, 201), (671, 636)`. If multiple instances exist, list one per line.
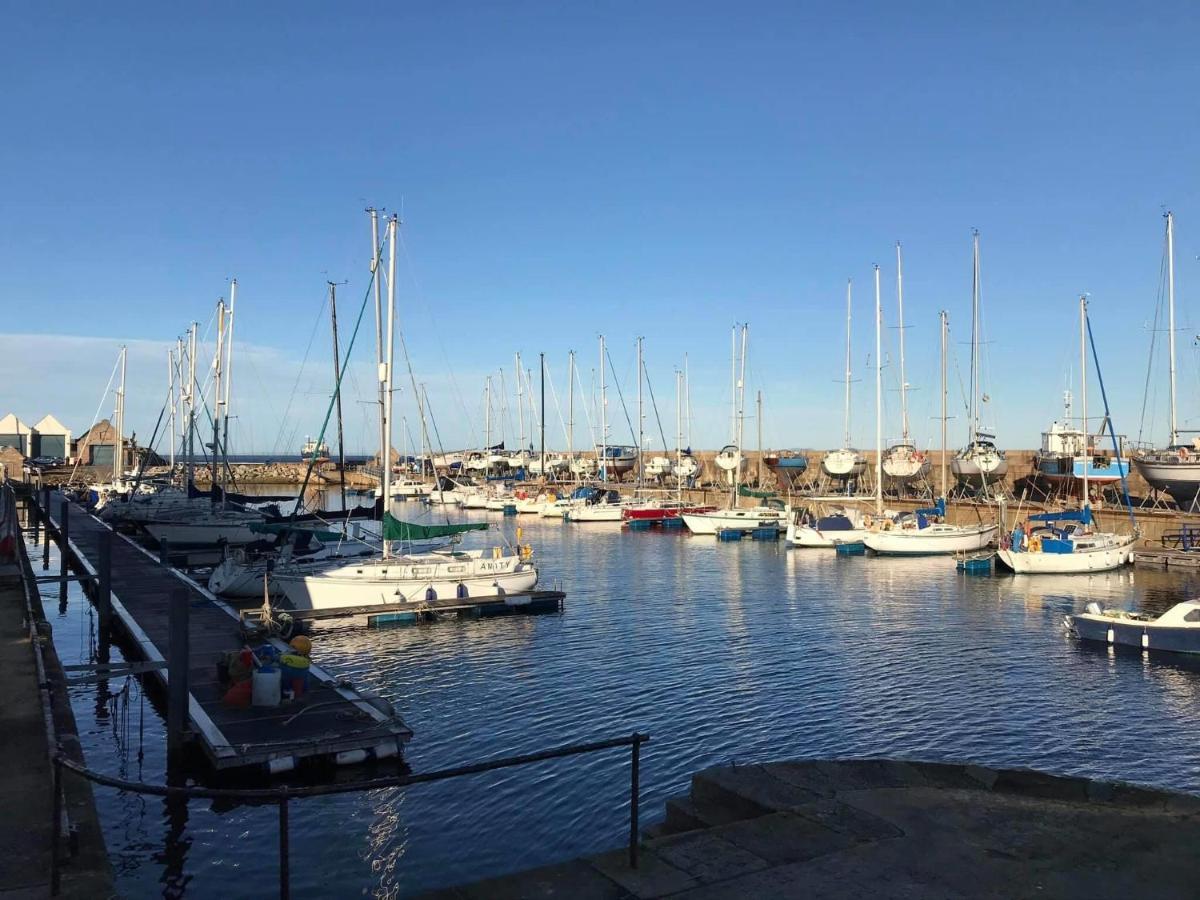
(383, 513), (488, 542)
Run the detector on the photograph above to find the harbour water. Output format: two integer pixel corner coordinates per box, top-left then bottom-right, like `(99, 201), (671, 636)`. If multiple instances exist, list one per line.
(33, 493), (1200, 897)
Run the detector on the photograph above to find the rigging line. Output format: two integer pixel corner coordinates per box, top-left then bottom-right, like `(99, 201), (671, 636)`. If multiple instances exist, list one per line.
(396, 227), (477, 449)
(544, 364), (569, 445)
(290, 237), (383, 519)
(642, 359), (670, 454)
(271, 293), (329, 457)
(1086, 312), (1137, 532)
(67, 350), (122, 484)
(1138, 244), (1169, 445)
(604, 346), (638, 445)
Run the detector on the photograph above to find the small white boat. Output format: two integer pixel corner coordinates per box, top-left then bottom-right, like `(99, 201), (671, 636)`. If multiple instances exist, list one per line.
(681, 505), (787, 535)
(786, 504), (869, 548)
(714, 444), (742, 474)
(208, 531), (380, 598)
(822, 447), (867, 479)
(881, 443), (930, 484)
(565, 489), (626, 522)
(1066, 600), (1200, 654)
(377, 479), (430, 499)
(145, 507), (267, 549)
(997, 527), (1134, 574)
(861, 500), (996, 555)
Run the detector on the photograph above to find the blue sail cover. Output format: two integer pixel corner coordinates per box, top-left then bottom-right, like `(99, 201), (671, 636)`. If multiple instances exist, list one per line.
(1029, 507), (1093, 526)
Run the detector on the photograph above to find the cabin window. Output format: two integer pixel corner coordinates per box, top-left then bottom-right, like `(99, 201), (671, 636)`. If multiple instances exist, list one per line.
(1185, 610), (1200, 622)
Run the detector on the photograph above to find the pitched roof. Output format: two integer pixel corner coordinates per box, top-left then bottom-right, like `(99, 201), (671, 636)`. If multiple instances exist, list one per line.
(33, 414), (70, 434)
(0, 413), (30, 433)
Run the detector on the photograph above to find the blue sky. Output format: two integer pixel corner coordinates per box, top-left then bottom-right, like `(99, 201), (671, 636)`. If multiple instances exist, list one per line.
(2, 3), (1199, 455)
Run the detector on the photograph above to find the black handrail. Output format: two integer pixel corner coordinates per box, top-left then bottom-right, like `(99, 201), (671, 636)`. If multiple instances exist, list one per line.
(51, 732), (650, 897)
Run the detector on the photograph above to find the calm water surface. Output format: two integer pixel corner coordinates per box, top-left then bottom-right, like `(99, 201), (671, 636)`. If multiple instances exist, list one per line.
(32, 492), (1200, 897)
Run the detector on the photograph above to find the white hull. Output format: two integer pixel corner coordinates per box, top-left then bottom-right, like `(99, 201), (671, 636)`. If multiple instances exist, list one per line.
(786, 524), (870, 548)
(682, 507), (787, 535)
(145, 520), (263, 548)
(951, 453), (1008, 487)
(881, 446), (931, 483)
(997, 534), (1135, 574)
(275, 556), (539, 610)
(821, 448), (866, 479)
(1133, 457), (1200, 509)
(863, 523), (996, 555)
(566, 504), (625, 522)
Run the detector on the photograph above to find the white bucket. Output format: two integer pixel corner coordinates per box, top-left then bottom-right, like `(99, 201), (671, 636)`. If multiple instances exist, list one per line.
(252, 667), (282, 707)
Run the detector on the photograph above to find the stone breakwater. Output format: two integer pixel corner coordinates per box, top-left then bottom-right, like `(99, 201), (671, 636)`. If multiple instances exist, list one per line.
(141, 463), (377, 487)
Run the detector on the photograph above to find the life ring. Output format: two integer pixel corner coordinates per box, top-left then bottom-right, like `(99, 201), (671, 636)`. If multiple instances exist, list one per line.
(1028, 535), (1042, 553)
(881, 520), (893, 531)
(914, 451), (924, 462)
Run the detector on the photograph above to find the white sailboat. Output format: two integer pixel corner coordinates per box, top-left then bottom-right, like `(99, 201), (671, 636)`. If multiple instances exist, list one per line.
(997, 296), (1136, 573)
(865, 304), (996, 556)
(1133, 212), (1200, 510)
(683, 325), (787, 535)
(275, 214), (537, 611)
(951, 231), (1008, 492)
(882, 243), (931, 486)
(822, 281), (868, 485)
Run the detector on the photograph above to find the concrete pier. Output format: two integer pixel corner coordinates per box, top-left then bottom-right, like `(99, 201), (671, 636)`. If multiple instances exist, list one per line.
(425, 758), (1200, 899)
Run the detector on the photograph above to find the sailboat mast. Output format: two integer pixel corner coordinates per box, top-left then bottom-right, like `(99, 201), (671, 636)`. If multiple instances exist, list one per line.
(381, 214), (397, 557)
(329, 281), (347, 510)
(1167, 211), (1178, 446)
(970, 230), (980, 443)
(600, 334), (607, 485)
(516, 352), (525, 453)
(756, 389), (763, 486)
(896, 242), (910, 442)
(485, 376), (492, 452)
(676, 368), (684, 501)
(940, 311), (948, 499)
(167, 349), (175, 470)
(729, 325), (737, 445)
(369, 208), (386, 469)
(875, 265), (883, 515)
(115, 346), (126, 482)
(1080, 295), (1089, 506)
(212, 300), (225, 497)
(224, 279), (237, 465)
(567, 350), (575, 468)
(738, 325), (748, 453)
(187, 324), (197, 490)
(685, 354), (692, 449)
(844, 281), (853, 449)
(636, 336), (644, 490)
(539, 353), (546, 480)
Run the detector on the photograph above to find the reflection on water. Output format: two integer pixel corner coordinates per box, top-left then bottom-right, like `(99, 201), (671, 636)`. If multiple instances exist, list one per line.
(30, 497), (1200, 897)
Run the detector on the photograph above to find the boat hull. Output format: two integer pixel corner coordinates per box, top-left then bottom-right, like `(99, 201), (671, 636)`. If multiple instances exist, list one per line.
(786, 524), (869, 548)
(681, 508), (787, 535)
(145, 521), (262, 549)
(1067, 614), (1200, 654)
(863, 524), (996, 555)
(275, 562), (539, 611)
(1133, 457), (1200, 510)
(950, 455), (1009, 488)
(997, 535), (1134, 574)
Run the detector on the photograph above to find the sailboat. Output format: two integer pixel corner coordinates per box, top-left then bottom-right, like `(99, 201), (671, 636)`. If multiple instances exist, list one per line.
(881, 243), (931, 487)
(1133, 211), (1200, 510)
(864, 305), (997, 556)
(822, 281), (868, 486)
(683, 325), (787, 535)
(275, 214), (537, 611)
(997, 297), (1136, 573)
(951, 231), (1008, 492)
(1035, 391), (1130, 491)
(144, 285), (272, 549)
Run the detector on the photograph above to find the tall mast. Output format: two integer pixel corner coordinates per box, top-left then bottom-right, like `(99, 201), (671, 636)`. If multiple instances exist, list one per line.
(599, 334), (607, 485)
(940, 311), (948, 499)
(540, 353), (546, 481)
(970, 230), (980, 443)
(737, 325), (748, 452)
(381, 214), (397, 556)
(485, 376), (492, 453)
(212, 300), (225, 498)
(756, 389), (763, 486)
(685, 354), (691, 449)
(875, 264), (883, 515)
(1080, 295), (1089, 507)
(329, 281), (347, 511)
(676, 368), (684, 500)
(187, 324), (197, 490)
(516, 352), (526, 453)
(567, 350), (575, 468)
(369, 209), (386, 468)
(114, 346), (126, 481)
(896, 242), (910, 442)
(636, 336), (644, 491)
(224, 279), (237, 464)
(175, 336), (184, 472)
(843, 281), (853, 449)
(167, 348), (176, 470)
(1167, 211), (1178, 446)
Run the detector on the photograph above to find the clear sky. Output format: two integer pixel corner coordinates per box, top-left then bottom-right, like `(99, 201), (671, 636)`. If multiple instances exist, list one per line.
(2, 2), (1199, 457)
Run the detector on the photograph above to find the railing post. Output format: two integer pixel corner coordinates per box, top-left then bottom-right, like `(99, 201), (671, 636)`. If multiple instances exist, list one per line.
(42, 488), (51, 570)
(166, 588), (189, 758)
(629, 736), (640, 870)
(31, 494), (40, 544)
(50, 756), (62, 895)
(58, 500), (69, 605)
(279, 792), (290, 900)
(97, 530), (112, 659)
(159, 538), (171, 568)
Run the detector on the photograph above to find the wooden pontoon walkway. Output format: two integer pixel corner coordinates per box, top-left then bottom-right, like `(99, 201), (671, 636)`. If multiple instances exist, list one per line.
(41, 492), (413, 773)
